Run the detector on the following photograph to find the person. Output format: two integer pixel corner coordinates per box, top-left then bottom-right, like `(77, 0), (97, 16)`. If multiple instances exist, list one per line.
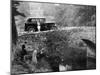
(32, 50), (38, 64)
(20, 42), (27, 61)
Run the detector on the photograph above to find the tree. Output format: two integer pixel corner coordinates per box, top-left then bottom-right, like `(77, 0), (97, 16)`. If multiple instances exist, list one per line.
(12, 1), (25, 45)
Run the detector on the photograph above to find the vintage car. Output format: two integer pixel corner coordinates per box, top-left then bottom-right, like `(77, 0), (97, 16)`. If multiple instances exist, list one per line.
(24, 18), (57, 32)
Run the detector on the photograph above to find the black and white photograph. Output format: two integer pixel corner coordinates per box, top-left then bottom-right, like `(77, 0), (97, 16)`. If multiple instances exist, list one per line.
(11, 0), (96, 74)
